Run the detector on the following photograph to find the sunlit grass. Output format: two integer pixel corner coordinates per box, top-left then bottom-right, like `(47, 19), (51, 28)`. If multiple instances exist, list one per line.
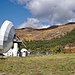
(0, 53), (75, 75)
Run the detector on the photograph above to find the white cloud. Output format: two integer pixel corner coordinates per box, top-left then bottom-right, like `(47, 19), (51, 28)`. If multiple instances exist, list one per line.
(68, 18), (75, 22)
(18, 18), (50, 29)
(10, 0), (29, 4)
(10, 0), (75, 26)
(25, 0), (75, 24)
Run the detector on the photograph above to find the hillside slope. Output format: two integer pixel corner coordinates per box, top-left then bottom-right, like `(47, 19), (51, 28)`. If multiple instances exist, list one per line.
(16, 24), (75, 40)
(21, 28), (75, 53)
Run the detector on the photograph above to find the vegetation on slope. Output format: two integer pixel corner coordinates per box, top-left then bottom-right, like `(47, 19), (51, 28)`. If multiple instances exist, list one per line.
(21, 29), (75, 53)
(16, 24), (75, 40)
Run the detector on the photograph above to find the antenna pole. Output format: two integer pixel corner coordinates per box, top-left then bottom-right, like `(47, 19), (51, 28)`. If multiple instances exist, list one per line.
(16, 36), (26, 48)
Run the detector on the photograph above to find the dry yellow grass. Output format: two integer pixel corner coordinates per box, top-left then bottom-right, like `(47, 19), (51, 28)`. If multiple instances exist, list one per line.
(16, 24), (75, 41)
(0, 53), (75, 75)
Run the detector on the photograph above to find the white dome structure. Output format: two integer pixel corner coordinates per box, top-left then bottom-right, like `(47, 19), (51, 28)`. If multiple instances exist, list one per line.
(0, 20), (15, 53)
(0, 20), (28, 57)
(21, 48), (27, 52)
(21, 48), (28, 57)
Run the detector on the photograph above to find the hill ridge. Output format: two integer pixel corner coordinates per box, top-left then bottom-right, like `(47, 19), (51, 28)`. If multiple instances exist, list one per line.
(16, 22), (75, 30)
(16, 23), (75, 40)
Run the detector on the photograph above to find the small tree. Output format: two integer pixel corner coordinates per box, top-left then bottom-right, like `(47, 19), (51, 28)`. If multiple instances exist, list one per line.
(50, 48), (54, 53)
(53, 45), (63, 53)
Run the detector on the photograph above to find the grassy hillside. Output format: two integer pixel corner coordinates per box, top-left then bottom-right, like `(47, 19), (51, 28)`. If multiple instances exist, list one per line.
(22, 28), (75, 53)
(0, 53), (75, 75)
(16, 24), (75, 40)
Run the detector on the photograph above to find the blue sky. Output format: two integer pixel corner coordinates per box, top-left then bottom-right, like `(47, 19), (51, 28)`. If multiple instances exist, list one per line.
(0, 0), (33, 28)
(0, 0), (75, 29)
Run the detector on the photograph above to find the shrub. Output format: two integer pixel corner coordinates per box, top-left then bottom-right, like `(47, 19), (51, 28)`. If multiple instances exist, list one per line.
(71, 49), (75, 53)
(66, 50), (70, 53)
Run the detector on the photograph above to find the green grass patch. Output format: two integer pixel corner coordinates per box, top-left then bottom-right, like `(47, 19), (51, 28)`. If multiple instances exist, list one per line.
(0, 53), (75, 75)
